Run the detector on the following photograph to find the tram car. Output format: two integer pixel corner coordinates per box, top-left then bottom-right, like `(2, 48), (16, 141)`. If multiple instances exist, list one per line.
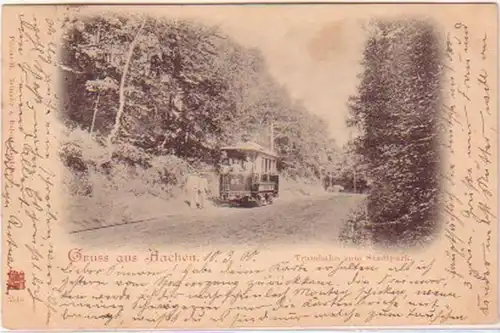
(219, 142), (279, 206)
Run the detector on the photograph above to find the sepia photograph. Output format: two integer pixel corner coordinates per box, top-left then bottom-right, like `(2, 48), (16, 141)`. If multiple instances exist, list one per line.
(59, 8), (442, 250)
(2, 3), (497, 330)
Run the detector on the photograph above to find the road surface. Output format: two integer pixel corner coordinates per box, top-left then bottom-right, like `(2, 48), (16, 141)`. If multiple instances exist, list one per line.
(71, 194), (366, 250)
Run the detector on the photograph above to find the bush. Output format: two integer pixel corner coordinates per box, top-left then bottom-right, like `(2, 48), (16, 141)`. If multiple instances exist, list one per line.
(339, 205), (372, 247)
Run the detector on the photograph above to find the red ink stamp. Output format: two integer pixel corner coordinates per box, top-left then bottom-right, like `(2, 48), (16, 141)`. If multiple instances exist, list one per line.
(7, 270), (25, 291)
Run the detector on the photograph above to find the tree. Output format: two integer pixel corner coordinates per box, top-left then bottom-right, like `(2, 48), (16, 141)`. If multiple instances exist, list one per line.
(60, 13), (338, 182)
(107, 17), (147, 146)
(347, 19), (442, 246)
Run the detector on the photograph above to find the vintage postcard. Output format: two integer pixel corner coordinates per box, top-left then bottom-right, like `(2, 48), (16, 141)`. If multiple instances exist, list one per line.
(1, 2), (498, 330)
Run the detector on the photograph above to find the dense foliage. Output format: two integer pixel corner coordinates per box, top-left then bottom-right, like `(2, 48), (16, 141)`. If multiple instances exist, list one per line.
(59, 13), (338, 191)
(345, 19), (443, 246)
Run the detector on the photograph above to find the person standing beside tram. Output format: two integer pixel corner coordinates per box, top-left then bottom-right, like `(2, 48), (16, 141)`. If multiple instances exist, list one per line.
(185, 172), (200, 208)
(185, 172), (210, 209)
(197, 174), (209, 209)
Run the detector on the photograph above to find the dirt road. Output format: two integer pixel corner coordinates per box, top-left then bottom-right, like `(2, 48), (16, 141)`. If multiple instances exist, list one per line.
(71, 193), (365, 250)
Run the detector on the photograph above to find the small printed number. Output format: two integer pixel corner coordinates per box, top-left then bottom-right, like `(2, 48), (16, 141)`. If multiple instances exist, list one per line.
(7, 295), (24, 303)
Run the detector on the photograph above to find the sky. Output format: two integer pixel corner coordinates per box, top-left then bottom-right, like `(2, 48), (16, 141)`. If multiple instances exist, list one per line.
(211, 7), (368, 147)
(218, 14), (367, 146)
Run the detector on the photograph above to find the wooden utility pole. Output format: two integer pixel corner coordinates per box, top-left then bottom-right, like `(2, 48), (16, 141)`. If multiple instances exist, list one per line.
(269, 119), (274, 153)
(349, 129), (357, 193)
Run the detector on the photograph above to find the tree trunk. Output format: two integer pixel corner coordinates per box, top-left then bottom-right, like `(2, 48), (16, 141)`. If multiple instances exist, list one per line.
(89, 92), (100, 137)
(107, 18), (147, 147)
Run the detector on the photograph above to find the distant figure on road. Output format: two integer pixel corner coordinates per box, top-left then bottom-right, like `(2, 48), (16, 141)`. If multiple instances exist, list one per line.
(197, 174), (209, 209)
(323, 172), (332, 191)
(331, 184), (345, 193)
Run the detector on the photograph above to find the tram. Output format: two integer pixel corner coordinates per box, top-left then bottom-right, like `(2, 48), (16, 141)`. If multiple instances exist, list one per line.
(219, 142), (279, 206)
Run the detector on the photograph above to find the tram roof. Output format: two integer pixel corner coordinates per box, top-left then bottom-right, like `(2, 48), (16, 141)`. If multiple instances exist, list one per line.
(221, 141), (279, 158)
